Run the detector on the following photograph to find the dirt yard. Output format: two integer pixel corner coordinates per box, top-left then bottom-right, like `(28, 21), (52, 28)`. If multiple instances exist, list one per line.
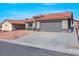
(0, 30), (33, 39)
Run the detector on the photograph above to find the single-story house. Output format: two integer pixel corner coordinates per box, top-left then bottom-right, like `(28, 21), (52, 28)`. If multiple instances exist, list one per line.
(1, 19), (26, 31)
(1, 12), (73, 32)
(31, 12), (73, 32)
(1, 19), (34, 31)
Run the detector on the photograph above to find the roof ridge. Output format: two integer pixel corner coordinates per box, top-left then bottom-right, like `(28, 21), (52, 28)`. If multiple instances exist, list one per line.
(34, 12), (72, 17)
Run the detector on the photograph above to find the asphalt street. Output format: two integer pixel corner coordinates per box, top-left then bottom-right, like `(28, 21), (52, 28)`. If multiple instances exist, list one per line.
(0, 41), (74, 56)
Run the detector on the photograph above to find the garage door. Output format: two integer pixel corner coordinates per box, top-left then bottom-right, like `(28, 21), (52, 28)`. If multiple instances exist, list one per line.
(40, 20), (62, 32)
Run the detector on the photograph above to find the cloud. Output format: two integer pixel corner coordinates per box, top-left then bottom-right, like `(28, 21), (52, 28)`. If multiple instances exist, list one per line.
(41, 3), (57, 5)
(7, 3), (16, 4)
(2, 11), (36, 20)
(7, 10), (64, 19)
(37, 10), (65, 14)
(51, 10), (64, 13)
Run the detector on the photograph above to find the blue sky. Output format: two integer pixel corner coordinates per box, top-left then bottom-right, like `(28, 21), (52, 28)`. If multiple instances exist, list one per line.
(0, 3), (79, 22)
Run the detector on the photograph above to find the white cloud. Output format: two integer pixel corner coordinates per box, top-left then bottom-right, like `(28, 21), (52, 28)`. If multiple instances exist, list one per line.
(41, 3), (57, 5)
(3, 11), (35, 20)
(52, 10), (65, 13)
(8, 10), (64, 18)
(38, 10), (64, 14)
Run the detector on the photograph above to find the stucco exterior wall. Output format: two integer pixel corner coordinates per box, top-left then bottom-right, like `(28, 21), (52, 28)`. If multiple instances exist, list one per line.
(32, 22), (36, 29)
(62, 20), (68, 30)
(2, 21), (13, 31)
(36, 22), (40, 29)
(25, 23), (29, 29)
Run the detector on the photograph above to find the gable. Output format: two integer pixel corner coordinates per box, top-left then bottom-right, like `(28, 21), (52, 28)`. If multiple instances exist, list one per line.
(2, 21), (12, 27)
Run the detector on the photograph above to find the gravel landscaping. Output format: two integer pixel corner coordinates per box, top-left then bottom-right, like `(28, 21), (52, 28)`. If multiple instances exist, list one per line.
(0, 30), (33, 39)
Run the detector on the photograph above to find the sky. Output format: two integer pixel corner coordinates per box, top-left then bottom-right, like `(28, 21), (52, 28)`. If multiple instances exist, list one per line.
(0, 3), (79, 22)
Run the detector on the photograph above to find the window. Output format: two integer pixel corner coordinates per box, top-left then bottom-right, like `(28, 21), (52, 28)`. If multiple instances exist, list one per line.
(28, 22), (33, 30)
(28, 23), (32, 26)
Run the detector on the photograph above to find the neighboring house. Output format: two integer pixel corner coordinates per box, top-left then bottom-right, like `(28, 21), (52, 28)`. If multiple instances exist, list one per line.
(73, 20), (79, 28)
(2, 20), (26, 31)
(73, 20), (79, 37)
(32, 12), (73, 32)
(1, 19), (34, 31)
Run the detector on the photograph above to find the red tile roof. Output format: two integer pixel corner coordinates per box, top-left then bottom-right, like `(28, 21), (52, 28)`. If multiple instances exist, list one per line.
(2, 12), (73, 25)
(3, 19), (34, 25)
(6, 20), (25, 25)
(33, 12), (72, 21)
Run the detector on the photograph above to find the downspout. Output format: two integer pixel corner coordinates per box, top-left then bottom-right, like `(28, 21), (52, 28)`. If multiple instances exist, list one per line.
(70, 12), (73, 32)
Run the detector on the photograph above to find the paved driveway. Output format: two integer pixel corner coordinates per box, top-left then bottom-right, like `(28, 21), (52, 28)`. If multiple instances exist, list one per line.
(0, 32), (78, 55)
(14, 32), (78, 47)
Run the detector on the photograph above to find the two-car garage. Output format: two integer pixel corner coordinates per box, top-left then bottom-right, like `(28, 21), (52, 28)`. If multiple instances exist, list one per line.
(40, 20), (62, 32)
(36, 20), (62, 32)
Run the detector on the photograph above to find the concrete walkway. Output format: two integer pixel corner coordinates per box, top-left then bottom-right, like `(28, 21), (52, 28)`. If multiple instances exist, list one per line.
(0, 32), (79, 55)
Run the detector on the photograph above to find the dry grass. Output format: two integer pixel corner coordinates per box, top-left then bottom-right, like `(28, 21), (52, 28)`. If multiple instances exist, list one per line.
(0, 30), (33, 39)
(68, 44), (79, 49)
(68, 29), (79, 49)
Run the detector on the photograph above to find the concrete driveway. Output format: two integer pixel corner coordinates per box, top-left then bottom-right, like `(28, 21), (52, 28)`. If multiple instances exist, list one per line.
(14, 32), (78, 47)
(0, 32), (78, 55)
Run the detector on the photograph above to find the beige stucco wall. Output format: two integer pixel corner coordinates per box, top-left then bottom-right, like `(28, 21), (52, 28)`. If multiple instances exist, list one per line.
(62, 20), (68, 29)
(25, 23), (29, 29)
(32, 22), (36, 28)
(2, 21), (13, 31)
(36, 22), (40, 29)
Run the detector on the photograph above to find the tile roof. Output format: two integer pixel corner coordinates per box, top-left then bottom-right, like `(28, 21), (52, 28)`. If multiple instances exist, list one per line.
(33, 12), (72, 21)
(6, 20), (25, 25)
(4, 19), (34, 25)
(2, 12), (73, 25)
